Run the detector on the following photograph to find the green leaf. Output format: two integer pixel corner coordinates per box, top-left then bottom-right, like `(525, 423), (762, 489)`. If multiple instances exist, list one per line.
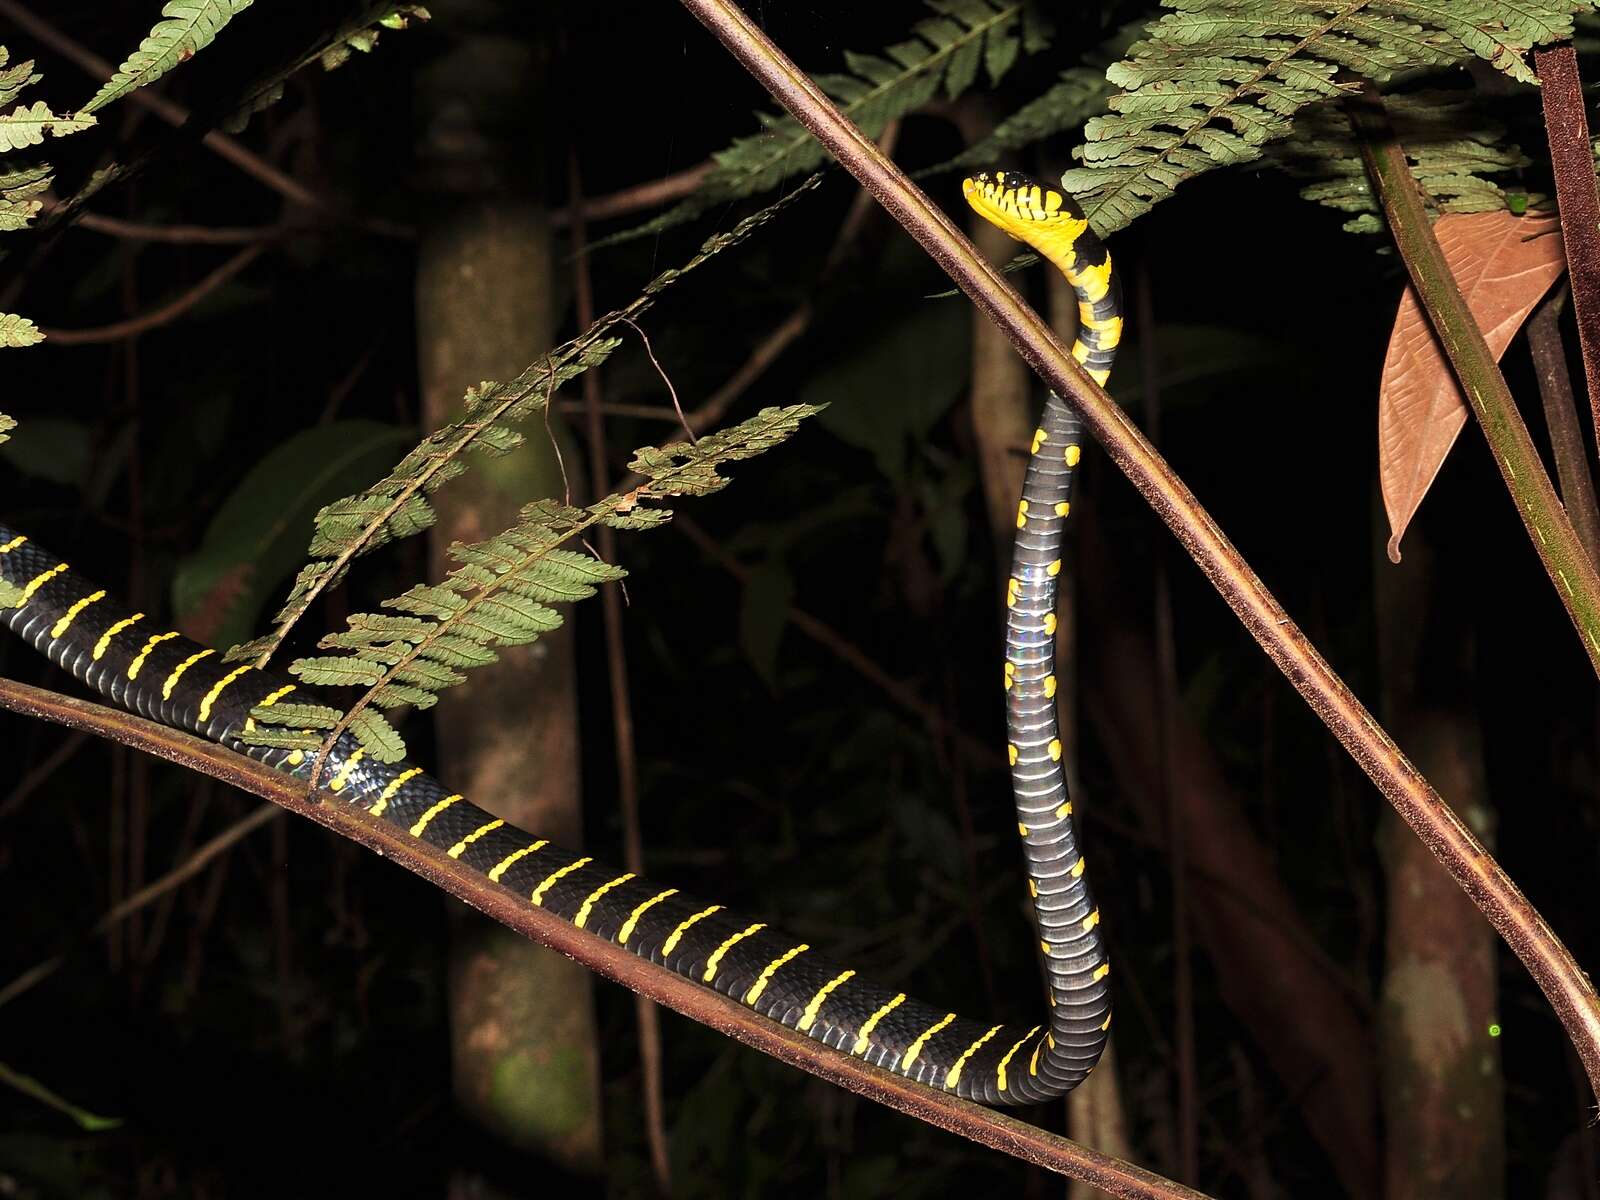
(1064, 0), (1584, 235)
(0, 49), (41, 110)
(0, 100), (94, 152)
(172, 420), (413, 649)
(0, 418), (88, 484)
(738, 559), (793, 690)
(804, 303), (969, 483)
(347, 707), (406, 762)
(249, 182), (815, 666)
(84, 0), (255, 114)
(247, 701), (342, 729)
(0, 312), (42, 347)
(0, 412), (13, 443)
(0, 160), (53, 231)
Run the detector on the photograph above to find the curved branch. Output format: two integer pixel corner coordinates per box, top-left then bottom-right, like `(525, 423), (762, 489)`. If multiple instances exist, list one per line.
(0, 674), (1208, 1200)
(673, 0), (1600, 1100)
(37, 244), (267, 345)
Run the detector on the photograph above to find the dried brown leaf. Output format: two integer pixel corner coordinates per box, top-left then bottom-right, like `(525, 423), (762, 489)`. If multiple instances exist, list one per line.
(1380, 211), (1565, 561)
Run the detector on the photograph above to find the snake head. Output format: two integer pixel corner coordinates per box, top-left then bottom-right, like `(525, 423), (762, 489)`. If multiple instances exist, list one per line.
(961, 170), (1088, 242)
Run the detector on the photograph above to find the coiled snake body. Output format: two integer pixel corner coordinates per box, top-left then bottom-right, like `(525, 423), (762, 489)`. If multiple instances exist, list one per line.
(0, 172), (1119, 1106)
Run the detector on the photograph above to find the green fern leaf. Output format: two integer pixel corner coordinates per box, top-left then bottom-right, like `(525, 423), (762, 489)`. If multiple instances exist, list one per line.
(233, 727), (322, 751)
(288, 657), (387, 688)
(84, 0), (254, 115)
(0, 161), (53, 232)
(0, 51), (40, 109)
(247, 701), (342, 729)
(1063, 0), (1588, 236)
(608, 0), (1040, 243)
(247, 180), (816, 669)
(0, 100), (95, 152)
(260, 402), (821, 763)
(0, 313), (43, 348)
(1266, 90), (1531, 232)
(346, 708), (406, 763)
(0, 413), (14, 443)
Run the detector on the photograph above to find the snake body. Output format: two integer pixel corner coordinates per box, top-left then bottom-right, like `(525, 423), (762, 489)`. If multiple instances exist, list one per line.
(0, 171), (1118, 1105)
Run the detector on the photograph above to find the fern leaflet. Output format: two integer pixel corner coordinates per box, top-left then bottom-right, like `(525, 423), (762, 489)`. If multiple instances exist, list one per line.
(1267, 90), (1532, 233)
(248, 405), (823, 766)
(0, 312), (42, 348)
(231, 175), (821, 670)
(1061, 0), (1593, 235)
(83, 0), (254, 115)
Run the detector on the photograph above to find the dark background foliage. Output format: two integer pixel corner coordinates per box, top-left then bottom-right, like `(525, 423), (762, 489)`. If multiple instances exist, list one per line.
(0, 1), (1595, 1196)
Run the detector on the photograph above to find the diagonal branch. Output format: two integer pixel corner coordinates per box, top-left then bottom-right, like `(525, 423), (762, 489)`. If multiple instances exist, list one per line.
(0, 674), (1210, 1200)
(675, 0), (1600, 1104)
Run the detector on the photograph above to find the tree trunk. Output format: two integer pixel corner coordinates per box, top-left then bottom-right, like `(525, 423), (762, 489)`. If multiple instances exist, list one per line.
(1375, 534), (1504, 1199)
(415, 2), (603, 1180)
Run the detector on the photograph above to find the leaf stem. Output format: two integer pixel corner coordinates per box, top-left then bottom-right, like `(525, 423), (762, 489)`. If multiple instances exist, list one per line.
(1349, 83), (1600, 675)
(676, 0), (1600, 1105)
(1527, 286), (1600, 567)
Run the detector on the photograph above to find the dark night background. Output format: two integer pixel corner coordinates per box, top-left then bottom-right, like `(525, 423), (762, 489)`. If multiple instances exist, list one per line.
(0, 2), (1596, 1197)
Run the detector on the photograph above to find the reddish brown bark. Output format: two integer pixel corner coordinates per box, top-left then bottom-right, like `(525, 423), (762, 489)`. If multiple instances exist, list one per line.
(1535, 46), (1600, 458)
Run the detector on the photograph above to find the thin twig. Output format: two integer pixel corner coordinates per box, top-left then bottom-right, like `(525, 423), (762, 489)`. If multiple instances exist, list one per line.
(0, 729), (87, 821)
(0, 801), (281, 1008)
(1527, 286), (1600, 567)
(37, 244), (266, 345)
(551, 163), (712, 229)
(673, 512), (995, 768)
(1534, 45), (1600, 457)
(0, 675), (1214, 1200)
(568, 152), (673, 1196)
(70, 209), (286, 245)
(1351, 85), (1600, 673)
(676, 0), (1600, 1102)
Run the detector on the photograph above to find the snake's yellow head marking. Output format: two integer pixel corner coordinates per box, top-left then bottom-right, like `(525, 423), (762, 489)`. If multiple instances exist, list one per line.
(961, 170), (1089, 250)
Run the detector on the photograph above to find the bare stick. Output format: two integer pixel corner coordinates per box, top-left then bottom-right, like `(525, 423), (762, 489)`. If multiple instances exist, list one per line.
(38, 244), (266, 345)
(1535, 45), (1600, 458)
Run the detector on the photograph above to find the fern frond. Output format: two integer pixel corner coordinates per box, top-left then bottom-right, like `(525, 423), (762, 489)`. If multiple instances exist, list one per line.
(1267, 91), (1531, 232)
(0, 413), (14, 442)
(0, 100), (94, 153)
(321, 4), (431, 72)
(0, 45), (93, 239)
(83, 0), (254, 115)
(258, 404), (821, 764)
(609, 0), (1047, 244)
(925, 20), (1151, 178)
(0, 313), (42, 347)
(231, 176), (821, 670)
(1062, 0), (1588, 235)
(0, 161), (52, 232)
(930, 67), (1112, 177)
(0, 49), (39, 109)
